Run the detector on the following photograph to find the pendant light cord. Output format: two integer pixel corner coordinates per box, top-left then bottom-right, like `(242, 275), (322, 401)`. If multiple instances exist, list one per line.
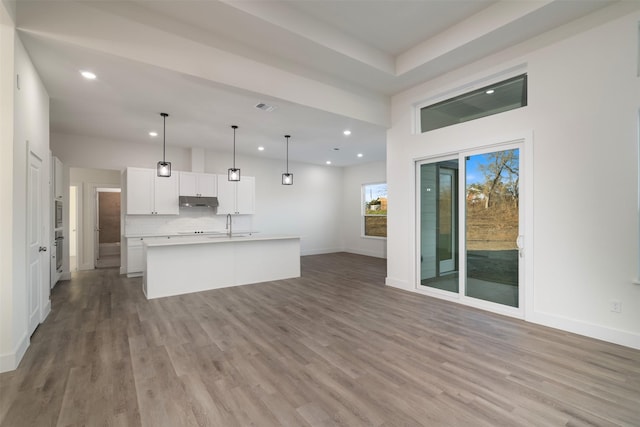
(232, 125), (238, 169)
(285, 135), (290, 173)
(161, 112), (168, 163)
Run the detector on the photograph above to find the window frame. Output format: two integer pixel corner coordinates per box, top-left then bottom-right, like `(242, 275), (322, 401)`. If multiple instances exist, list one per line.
(414, 65), (528, 134)
(362, 181), (387, 239)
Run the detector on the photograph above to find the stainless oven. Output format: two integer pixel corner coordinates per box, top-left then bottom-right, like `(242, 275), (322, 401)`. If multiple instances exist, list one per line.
(54, 230), (63, 271)
(55, 200), (63, 229)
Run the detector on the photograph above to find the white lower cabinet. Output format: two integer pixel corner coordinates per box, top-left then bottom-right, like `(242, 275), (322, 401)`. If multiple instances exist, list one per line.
(127, 239), (143, 276)
(126, 236), (172, 276)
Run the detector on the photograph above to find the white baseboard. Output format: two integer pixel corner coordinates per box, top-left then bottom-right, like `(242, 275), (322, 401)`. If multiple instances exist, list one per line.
(344, 248), (387, 259)
(0, 332), (29, 373)
(529, 311), (640, 350)
(60, 272), (71, 281)
(41, 300), (51, 322)
(385, 276), (411, 291)
(79, 263), (94, 271)
(120, 266), (126, 275)
(300, 248), (342, 256)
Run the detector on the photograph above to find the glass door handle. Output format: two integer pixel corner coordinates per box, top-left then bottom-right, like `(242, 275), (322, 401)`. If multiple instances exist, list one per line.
(516, 235), (524, 258)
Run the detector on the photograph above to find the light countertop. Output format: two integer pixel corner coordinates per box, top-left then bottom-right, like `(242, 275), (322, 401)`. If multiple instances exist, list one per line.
(125, 230), (256, 238)
(143, 234), (300, 247)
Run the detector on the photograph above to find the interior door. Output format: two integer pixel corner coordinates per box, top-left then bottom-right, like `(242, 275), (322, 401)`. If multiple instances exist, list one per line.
(27, 150), (44, 335)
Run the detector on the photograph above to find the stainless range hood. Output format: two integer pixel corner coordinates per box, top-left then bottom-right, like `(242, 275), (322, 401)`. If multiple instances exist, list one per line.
(179, 196), (219, 208)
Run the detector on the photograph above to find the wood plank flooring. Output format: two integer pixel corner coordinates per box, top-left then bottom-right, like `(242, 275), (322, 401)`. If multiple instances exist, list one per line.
(1, 253), (639, 426)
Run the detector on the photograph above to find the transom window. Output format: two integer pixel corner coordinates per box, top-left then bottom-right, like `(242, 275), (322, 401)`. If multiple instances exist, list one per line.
(420, 74), (527, 133)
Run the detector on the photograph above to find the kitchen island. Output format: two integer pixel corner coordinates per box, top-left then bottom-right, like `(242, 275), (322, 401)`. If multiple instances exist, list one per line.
(142, 234), (300, 299)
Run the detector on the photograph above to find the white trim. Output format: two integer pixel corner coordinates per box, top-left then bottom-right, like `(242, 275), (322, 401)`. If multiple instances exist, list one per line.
(81, 182), (120, 270)
(360, 233), (387, 241)
(0, 332), (28, 373)
(530, 311), (640, 350)
(300, 248), (343, 256)
(361, 181), (388, 238)
(385, 276), (412, 291)
(344, 248), (386, 259)
(637, 108), (640, 284)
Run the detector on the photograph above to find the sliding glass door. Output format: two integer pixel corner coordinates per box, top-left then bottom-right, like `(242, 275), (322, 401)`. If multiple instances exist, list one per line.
(418, 144), (522, 311)
(419, 159), (459, 293)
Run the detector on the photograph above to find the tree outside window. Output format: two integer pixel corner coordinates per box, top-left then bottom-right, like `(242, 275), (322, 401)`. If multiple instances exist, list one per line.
(363, 183), (387, 238)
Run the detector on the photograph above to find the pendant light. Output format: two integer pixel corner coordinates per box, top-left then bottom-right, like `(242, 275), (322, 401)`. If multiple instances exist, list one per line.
(282, 134), (293, 185)
(228, 125), (240, 181)
(157, 112), (171, 177)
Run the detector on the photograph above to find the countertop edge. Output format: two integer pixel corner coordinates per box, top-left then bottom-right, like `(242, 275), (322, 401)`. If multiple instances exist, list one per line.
(125, 230), (256, 238)
(144, 235), (300, 247)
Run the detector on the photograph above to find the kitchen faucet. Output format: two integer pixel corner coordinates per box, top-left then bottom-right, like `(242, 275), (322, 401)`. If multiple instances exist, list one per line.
(226, 213), (232, 237)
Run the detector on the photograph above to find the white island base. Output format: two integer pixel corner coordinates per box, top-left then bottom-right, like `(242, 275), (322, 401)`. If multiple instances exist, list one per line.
(142, 235), (300, 299)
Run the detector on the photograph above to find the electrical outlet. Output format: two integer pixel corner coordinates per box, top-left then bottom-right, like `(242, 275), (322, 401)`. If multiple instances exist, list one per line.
(610, 300), (622, 313)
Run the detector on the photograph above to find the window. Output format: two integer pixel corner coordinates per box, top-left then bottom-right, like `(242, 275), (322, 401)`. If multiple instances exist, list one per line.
(420, 74), (527, 133)
(363, 182), (387, 238)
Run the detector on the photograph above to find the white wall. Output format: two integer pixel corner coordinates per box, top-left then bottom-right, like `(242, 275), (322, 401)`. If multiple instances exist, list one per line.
(1, 28), (51, 372)
(54, 134), (346, 256)
(0, 0), (16, 373)
(69, 167), (122, 271)
(342, 161), (387, 258)
(52, 132), (191, 171)
(203, 151), (344, 255)
(387, 8), (640, 348)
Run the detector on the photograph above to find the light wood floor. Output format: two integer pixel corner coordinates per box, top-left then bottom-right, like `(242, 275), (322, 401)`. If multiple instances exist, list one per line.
(1, 253), (639, 426)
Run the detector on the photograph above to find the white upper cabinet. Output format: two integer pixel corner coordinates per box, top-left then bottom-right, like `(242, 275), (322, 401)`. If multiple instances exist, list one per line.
(236, 177), (255, 214)
(126, 167), (178, 215)
(154, 173), (180, 214)
(179, 172), (217, 197)
(216, 175), (255, 215)
(53, 156), (63, 200)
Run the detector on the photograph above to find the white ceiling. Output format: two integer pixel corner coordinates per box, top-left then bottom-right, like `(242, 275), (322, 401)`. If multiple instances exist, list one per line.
(13, 0), (615, 167)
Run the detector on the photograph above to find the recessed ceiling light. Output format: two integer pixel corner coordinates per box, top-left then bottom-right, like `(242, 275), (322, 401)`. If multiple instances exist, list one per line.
(326, 160), (332, 165)
(80, 70), (96, 80)
(485, 89), (495, 94)
(149, 131), (158, 137)
(343, 130), (351, 136)
(258, 146), (265, 151)
(333, 147), (340, 151)
(357, 153), (363, 158)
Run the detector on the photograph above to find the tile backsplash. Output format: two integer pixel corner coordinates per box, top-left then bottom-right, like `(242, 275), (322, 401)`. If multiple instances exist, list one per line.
(125, 208), (252, 236)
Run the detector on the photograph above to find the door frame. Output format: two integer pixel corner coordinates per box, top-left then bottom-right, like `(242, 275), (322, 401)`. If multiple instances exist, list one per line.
(93, 186), (121, 266)
(69, 185), (79, 272)
(414, 132), (534, 320)
(438, 166), (457, 274)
